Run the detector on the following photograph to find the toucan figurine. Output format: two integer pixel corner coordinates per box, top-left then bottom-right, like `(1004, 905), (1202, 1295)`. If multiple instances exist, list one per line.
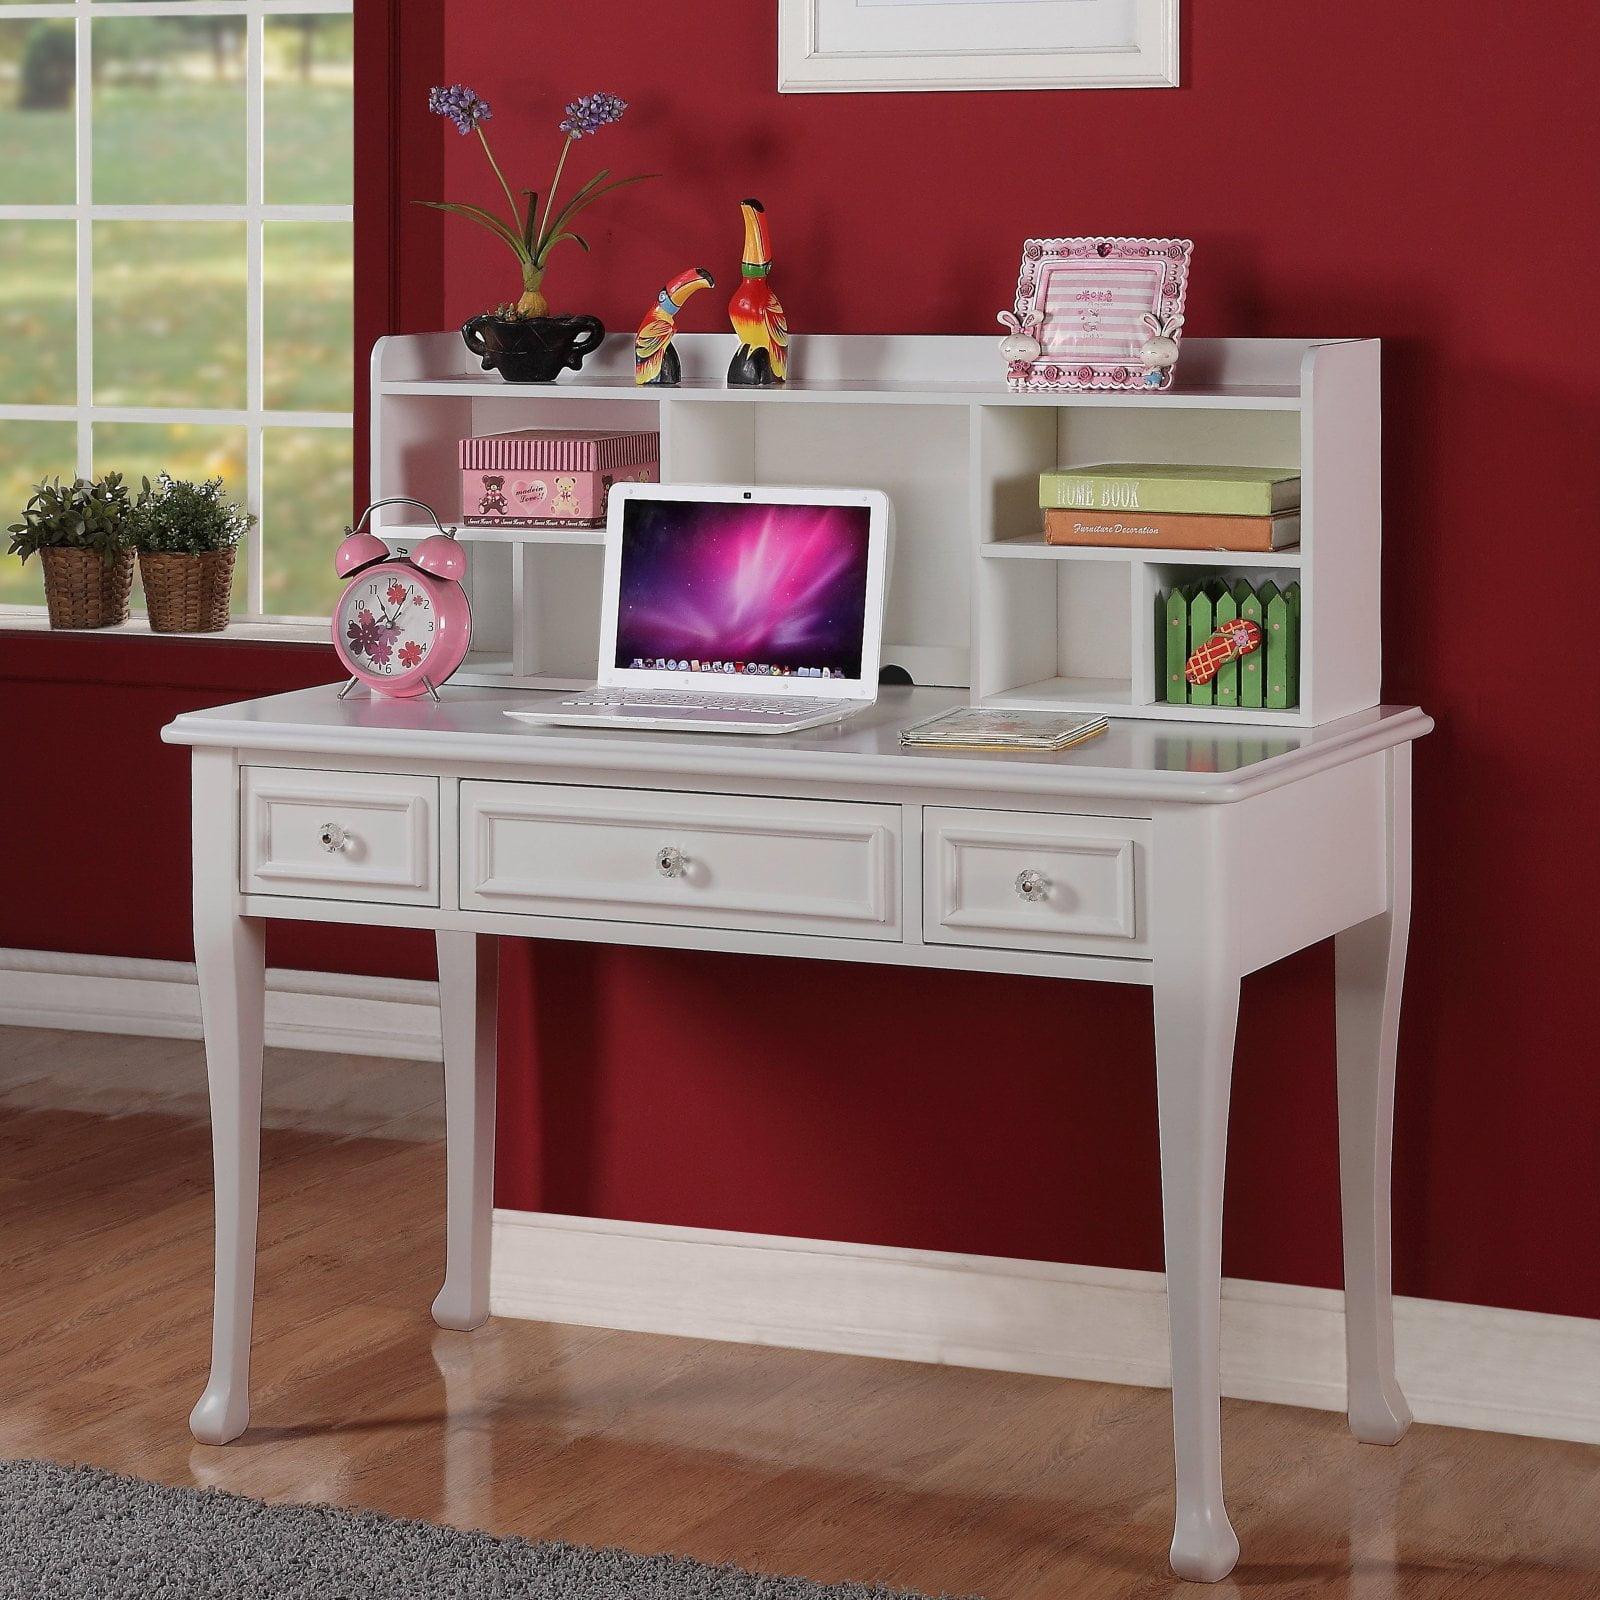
(634, 266), (715, 387)
(726, 199), (788, 387)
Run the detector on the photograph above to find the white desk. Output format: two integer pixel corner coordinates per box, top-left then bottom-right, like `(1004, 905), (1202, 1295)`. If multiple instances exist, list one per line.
(163, 683), (1432, 1583)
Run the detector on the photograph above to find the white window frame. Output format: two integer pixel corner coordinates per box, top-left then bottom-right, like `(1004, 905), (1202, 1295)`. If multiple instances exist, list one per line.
(0, 0), (354, 632)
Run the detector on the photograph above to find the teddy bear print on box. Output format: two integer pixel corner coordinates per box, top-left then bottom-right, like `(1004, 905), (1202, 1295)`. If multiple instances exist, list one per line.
(460, 430), (660, 529)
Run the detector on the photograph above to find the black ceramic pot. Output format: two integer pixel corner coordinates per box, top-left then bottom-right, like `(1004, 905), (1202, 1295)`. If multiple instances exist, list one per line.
(461, 312), (605, 383)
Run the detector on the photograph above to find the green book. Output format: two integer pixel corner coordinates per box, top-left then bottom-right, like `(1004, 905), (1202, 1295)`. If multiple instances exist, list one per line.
(1039, 462), (1301, 517)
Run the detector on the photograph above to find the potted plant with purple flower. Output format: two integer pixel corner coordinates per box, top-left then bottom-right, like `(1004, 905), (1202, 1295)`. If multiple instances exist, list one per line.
(422, 86), (650, 383)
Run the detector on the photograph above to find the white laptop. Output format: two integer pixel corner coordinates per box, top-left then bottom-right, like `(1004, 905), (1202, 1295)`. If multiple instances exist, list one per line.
(506, 482), (892, 735)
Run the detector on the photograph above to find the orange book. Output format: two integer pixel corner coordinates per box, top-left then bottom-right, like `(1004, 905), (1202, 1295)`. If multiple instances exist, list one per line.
(1042, 508), (1300, 553)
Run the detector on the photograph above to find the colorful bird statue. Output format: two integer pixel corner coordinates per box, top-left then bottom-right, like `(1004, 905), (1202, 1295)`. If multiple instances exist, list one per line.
(726, 199), (788, 387)
(634, 266), (715, 387)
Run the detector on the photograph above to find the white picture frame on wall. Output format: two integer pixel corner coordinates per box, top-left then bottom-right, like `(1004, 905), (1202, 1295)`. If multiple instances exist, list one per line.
(778, 0), (1179, 94)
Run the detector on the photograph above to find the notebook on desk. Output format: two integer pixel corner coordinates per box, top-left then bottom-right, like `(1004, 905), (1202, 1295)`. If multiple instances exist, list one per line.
(900, 707), (1110, 751)
(506, 482), (892, 735)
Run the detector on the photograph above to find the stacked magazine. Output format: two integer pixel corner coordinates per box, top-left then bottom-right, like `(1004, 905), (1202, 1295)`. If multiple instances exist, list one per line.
(899, 708), (1109, 752)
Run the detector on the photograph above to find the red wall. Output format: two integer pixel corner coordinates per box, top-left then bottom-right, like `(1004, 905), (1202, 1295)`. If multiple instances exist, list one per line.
(5, 2), (1598, 1321)
(0, 633), (437, 981)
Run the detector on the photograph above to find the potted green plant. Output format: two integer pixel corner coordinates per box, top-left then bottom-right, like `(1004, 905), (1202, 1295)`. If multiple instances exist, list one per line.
(7, 474), (137, 629)
(421, 86), (652, 382)
(130, 474), (254, 634)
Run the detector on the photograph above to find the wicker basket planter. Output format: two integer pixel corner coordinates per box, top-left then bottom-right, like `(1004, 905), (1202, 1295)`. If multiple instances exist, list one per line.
(139, 547), (236, 634)
(39, 547), (134, 630)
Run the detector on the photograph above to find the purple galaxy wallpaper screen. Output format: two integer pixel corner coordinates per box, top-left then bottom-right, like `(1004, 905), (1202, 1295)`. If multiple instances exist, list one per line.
(613, 500), (873, 678)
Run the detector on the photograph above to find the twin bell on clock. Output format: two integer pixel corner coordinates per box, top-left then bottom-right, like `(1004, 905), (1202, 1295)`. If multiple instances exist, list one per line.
(331, 497), (472, 700)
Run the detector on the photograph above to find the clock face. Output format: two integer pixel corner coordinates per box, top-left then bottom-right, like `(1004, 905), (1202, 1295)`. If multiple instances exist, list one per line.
(335, 565), (442, 684)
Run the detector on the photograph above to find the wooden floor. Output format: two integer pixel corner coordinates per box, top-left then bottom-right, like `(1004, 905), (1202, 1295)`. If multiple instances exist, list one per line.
(1, 1024), (1595, 1598)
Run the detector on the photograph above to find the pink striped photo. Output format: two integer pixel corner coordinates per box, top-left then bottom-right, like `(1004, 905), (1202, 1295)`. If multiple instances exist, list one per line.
(1006, 237), (1192, 393)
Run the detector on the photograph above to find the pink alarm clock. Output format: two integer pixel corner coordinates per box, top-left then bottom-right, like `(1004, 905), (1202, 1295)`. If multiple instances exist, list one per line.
(332, 498), (471, 700)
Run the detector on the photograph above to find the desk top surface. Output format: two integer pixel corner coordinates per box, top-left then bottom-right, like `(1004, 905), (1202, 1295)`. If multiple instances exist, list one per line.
(165, 685), (1430, 806)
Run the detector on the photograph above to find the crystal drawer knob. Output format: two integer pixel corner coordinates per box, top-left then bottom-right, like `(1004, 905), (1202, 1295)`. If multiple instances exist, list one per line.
(319, 822), (349, 854)
(656, 845), (687, 879)
(1015, 868), (1049, 903)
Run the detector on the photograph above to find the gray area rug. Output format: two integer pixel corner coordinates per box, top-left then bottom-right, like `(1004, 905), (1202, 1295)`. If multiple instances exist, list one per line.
(0, 1460), (963, 1600)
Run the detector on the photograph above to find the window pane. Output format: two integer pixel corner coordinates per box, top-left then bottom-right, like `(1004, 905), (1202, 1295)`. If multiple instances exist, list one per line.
(0, 421), (78, 608)
(0, 20), (75, 203)
(94, 420), (245, 499)
(93, 221), (246, 409)
(92, 17), (244, 204)
(264, 16), (352, 205)
(0, 221), (75, 405)
(263, 222), (353, 413)
(262, 426), (351, 618)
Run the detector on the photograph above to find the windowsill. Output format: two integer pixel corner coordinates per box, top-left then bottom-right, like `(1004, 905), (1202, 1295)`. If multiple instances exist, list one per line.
(0, 612), (328, 647)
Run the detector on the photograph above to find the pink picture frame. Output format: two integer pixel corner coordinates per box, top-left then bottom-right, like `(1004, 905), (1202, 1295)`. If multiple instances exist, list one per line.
(1007, 236), (1193, 393)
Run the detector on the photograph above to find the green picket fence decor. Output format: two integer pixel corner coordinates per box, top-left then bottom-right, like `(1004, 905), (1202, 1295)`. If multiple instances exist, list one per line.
(1161, 576), (1300, 710)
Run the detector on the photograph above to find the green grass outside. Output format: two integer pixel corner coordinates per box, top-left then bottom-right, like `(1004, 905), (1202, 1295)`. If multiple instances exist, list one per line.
(261, 426), (352, 618)
(0, 221), (75, 405)
(1, 3), (352, 201)
(94, 219), (249, 408)
(264, 222), (354, 413)
(0, 219), (351, 413)
(0, 84), (349, 207)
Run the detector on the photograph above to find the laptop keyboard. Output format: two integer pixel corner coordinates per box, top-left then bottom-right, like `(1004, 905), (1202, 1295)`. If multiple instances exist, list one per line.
(560, 691), (837, 717)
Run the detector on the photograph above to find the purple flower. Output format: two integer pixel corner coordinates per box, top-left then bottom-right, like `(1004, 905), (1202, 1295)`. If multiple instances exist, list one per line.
(429, 84), (492, 136)
(346, 614), (380, 658)
(559, 92), (627, 139)
(363, 620), (397, 667)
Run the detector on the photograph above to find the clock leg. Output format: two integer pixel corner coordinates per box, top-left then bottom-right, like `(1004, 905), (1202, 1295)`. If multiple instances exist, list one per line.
(421, 675), (442, 703)
(336, 676), (362, 701)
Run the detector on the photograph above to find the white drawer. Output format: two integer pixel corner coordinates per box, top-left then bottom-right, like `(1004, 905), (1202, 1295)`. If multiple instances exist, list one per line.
(923, 807), (1148, 956)
(461, 782), (901, 941)
(241, 767), (439, 905)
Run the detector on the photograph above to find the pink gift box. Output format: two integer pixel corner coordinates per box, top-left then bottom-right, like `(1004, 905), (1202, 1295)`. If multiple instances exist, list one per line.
(460, 429), (660, 528)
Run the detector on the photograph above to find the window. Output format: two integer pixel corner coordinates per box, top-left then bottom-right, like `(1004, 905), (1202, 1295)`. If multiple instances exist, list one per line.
(0, 0), (354, 624)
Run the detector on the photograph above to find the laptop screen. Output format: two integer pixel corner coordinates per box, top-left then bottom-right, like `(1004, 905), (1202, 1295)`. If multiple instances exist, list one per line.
(612, 497), (874, 682)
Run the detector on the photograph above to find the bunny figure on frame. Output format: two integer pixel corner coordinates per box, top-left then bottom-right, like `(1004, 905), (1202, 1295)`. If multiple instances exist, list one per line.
(997, 308), (1043, 364)
(1139, 311), (1185, 374)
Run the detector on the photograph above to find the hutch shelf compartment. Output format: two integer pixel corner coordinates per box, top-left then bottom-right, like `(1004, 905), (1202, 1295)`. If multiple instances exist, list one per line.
(372, 332), (1380, 726)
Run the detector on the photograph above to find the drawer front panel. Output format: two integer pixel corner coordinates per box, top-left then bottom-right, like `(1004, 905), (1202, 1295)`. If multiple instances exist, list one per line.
(242, 767), (439, 905)
(461, 783), (901, 941)
(924, 807), (1148, 956)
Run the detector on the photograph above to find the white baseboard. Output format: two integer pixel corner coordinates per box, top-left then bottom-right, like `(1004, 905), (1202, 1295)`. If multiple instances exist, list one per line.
(0, 948), (441, 1061)
(491, 1209), (1600, 1446)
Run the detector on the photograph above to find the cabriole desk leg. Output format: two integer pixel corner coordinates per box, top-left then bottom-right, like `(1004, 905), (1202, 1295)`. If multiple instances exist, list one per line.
(1151, 806), (1242, 1583)
(1334, 745), (1414, 1446)
(432, 931), (498, 1331)
(189, 748), (266, 1446)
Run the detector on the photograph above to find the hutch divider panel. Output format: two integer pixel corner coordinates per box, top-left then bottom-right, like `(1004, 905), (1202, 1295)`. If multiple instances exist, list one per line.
(371, 334), (1380, 725)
